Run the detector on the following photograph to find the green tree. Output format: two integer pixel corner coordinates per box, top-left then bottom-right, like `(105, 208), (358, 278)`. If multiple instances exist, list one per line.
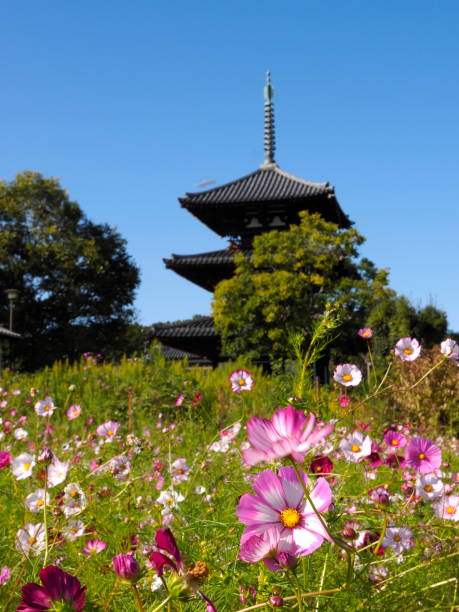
(213, 211), (447, 363)
(0, 171), (140, 369)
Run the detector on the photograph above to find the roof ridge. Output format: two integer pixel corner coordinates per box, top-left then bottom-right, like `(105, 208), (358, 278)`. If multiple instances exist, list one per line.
(274, 166), (332, 189)
(181, 168), (263, 201)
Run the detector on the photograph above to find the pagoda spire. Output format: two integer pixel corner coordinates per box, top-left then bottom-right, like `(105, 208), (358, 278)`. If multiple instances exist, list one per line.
(261, 71), (277, 168)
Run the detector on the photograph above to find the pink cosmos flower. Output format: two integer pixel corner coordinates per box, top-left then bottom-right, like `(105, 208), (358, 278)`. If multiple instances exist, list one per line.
(405, 437), (441, 474)
(229, 369), (254, 394)
(174, 392), (184, 406)
(238, 528), (298, 572)
(66, 404), (81, 420)
(383, 430), (407, 449)
(16, 565), (86, 611)
(433, 495), (459, 521)
(333, 364), (362, 387)
(394, 337), (421, 361)
(0, 451), (11, 469)
(309, 456), (334, 477)
(0, 567), (11, 585)
(96, 420), (120, 441)
(242, 405), (334, 467)
(82, 539), (107, 556)
(339, 395), (350, 407)
(237, 466), (332, 557)
(358, 328), (373, 338)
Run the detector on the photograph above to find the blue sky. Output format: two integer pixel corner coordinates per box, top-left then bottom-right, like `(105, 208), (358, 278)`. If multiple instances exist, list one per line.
(2, 1), (459, 331)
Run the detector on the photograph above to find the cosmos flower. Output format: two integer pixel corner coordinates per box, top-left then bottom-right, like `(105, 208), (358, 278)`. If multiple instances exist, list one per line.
(0, 567), (11, 585)
(358, 328), (373, 338)
(238, 528), (298, 572)
(229, 369), (254, 394)
(171, 458), (191, 484)
(11, 453), (36, 480)
(0, 451), (11, 469)
(415, 473), (444, 501)
(405, 437), (441, 474)
(174, 392), (185, 406)
(440, 338), (459, 360)
(339, 431), (372, 462)
(25, 489), (50, 513)
(156, 489), (185, 515)
(433, 495), (459, 521)
(47, 457), (69, 488)
(237, 466), (332, 557)
(16, 565), (86, 611)
(383, 429), (407, 449)
(62, 520), (86, 541)
(63, 483), (87, 518)
(309, 455), (334, 477)
(333, 364), (362, 387)
(34, 397), (57, 417)
(82, 539), (107, 556)
(243, 405), (334, 467)
(96, 420), (120, 441)
(13, 427), (28, 440)
(382, 527), (414, 554)
(394, 337), (421, 361)
(112, 554), (141, 583)
(66, 404), (82, 420)
(16, 523), (46, 556)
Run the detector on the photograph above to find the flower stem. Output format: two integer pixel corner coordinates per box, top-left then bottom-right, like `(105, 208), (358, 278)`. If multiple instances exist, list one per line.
(149, 595), (172, 612)
(131, 584), (145, 612)
(409, 356), (447, 389)
(42, 467), (49, 567)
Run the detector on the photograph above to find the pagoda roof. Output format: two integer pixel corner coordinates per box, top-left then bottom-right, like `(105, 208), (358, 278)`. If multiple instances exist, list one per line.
(163, 247), (250, 291)
(181, 165), (336, 206)
(149, 317), (220, 362)
(0, 326), (21, 339)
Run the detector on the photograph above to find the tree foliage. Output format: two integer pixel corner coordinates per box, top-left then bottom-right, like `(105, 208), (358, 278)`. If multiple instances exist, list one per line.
(0, 171), (140, 369)
(213, 211), (448, 363)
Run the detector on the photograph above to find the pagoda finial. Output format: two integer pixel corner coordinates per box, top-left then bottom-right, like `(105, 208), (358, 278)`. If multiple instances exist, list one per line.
(261, 71), (276, 168)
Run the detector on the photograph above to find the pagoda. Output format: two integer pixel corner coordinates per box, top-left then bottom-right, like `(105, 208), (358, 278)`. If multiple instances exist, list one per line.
(150, 73), (351, 364)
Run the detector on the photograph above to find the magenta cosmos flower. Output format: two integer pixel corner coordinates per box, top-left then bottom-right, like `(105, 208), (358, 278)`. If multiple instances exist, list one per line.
(16, 565), (86, 611)
(112, 554), (141, 583)
(358, 328), (373, 338)
(405, 437), (441, 474)
(383, 429), (407, 449)
(237, 466), (332, 557)
(243, 405), (334, 467)
(229, 369), (254, 394)
(394, 337), (421, 361)
(333, 364), (362, 387)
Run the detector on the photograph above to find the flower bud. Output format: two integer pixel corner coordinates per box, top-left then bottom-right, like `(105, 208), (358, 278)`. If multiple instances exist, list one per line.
(112, 554), (141, 583)
(38, 447), (54, 464)
(270, 595), (284, 607)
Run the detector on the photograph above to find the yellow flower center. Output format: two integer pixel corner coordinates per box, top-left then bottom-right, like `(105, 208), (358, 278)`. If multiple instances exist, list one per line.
(70, 489), (78, 497)
(73, 410), (79, 416)
(342, 373), (352, 382)
(44, 405), (51, 411)
(107, 430), (114, 436)
(238, 379), (245, 386)
(315, 466), (322, 472)
(280, 507), (301, 528)
(403, 348), (413, 355)
(166, 497), (174, 504)
(393, 535), (401, 542)
(36, 500), (44, 506)
(418, 453), (426, 460)
(71, 528), (77, 534)
(446, 506), (455, 515)
(24, 462), (31, 471)
(391, 440), (399, 446)
(351, 444), (360, 453)
(423, 485), (433, 492)
(28, 536), (36, 545)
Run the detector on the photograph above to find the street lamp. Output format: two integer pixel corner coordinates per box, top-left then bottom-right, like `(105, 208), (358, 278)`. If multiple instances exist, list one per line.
(5, 289), (18, 331)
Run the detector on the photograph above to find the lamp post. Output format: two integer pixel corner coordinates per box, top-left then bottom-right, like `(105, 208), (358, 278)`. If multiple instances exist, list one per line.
(5, 289), (18, 331)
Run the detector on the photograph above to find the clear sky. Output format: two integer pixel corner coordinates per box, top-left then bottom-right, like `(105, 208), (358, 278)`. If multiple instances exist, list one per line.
(2, 1), (459, 331)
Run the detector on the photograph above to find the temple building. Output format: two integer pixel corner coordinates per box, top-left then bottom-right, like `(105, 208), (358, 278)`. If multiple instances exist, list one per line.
(149, 73), (351, 364)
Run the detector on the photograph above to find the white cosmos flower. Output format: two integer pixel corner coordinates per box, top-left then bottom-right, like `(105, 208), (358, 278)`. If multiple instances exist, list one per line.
(440, 338), (459, 359)
(11, 453), (36, 480)
(339, 431), (372, 462)
(25, 489), (50, 513)
(62, 519), (86, 541)
(156, 489), (184, 514)
(13, 427), (28, 441)
(34, 397), (57, 417)
(16, 523), (46, 555)
(63, 483), (87, 517)
(47, 457), (69, 488)
(333, 363), (363, 387)
(416, 473), (444, 501)
(382, 527), (414, 554)
(394, 337), (421, 361)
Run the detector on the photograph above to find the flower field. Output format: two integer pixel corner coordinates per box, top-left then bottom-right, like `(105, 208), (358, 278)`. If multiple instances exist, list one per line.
(0, 336), (458, 611)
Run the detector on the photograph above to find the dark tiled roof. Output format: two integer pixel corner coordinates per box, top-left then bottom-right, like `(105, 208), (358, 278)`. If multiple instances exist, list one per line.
(0, 327), (21, 339)
(180, 165), (334, 206)
(160, 345), (213, 365)
(150, 317), (217, 339)
(164, 247), (250, 267)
